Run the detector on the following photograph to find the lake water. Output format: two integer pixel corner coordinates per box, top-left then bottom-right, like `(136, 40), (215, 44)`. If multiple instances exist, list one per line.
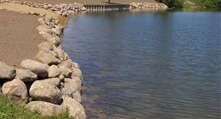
(61, 8), (221, 118)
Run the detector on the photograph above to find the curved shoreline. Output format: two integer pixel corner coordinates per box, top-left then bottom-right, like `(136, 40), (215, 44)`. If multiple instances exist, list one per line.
(0, 1), (168, 118)
(0, 1), (87, 118)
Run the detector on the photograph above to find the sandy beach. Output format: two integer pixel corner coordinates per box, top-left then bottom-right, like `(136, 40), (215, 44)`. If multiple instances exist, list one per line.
(0, 10), (44, 68)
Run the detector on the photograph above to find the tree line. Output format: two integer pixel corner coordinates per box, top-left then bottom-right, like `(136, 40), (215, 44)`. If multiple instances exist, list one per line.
(156, 0), (221, 8)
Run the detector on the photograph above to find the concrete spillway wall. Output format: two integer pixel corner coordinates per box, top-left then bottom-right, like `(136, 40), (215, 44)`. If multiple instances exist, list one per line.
(84, 4), (130, 10)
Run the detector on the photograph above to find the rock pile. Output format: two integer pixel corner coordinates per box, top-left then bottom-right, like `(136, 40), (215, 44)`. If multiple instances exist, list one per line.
(0, 0), (87, 17)
(130, 2), (168, 9)
(0, 1), (86, 118)
(49, 3), (86, 17)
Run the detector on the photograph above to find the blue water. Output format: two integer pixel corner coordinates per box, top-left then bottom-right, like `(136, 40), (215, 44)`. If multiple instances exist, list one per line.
(61, 9), (221, 118)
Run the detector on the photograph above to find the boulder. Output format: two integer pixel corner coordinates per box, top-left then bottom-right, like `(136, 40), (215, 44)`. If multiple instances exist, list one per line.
(72, 76), (82, 86)
(58, 60), (72, 69)
(2, 79), (28, 104)
(34, 12), (40, 16)
(53, 20), (59, 25)
(42, 32), (53, 40)
(15, 69), (37, 82)
(72, 62), (80, 69)
(48, 4), (53, 8)
(35, 51), (61, 65)
(38, 78), (60, 87)
(36, 25), (53, 35)
(61, 78), (80, 98)
(20, 59), (48, 78)
(29, 11), (34, 15)
(47, 36), (61, 46)
(62, 12), (68, 17)
(72, 91), (81, 103)
(52, 28), (62, 36)
(0, 61), (16, 80)
(48, 65), (61, 78)
(63, 52), (69, 61)
(37, 18), (45, 25)
(67, 10), (75, 15)
(29, 81), (62, 104)
(43, 5), (48, 9)
(54, 47), (66, 61)
(45, 15), (53, 22)
(26, 101), (66, 116)
(62, 95), (86, 119)
(59, 59), (79, 69)
(81, 7), (87, 11)
(58, 74), (65, 81)
(59, 66), (72, 78)
(71, 68), (83, 81)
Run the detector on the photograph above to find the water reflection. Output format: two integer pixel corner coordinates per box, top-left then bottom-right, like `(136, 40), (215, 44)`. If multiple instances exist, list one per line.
(62, 9), (221, 118)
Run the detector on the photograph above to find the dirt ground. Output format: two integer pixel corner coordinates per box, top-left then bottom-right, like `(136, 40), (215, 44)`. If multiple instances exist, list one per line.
(0, 10), (44, 67)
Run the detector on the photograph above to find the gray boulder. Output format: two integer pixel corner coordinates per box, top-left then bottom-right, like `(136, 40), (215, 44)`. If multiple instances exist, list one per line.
(47, 36), (61, 46)
(52, 28), (62, 36)
(54, 47), (66, 61)
(2, 79), (28, 104)
(72, 91), (81, 103)
(26, 101), (66, 116)
(29, 80), (62, 104)
(15, 69), (37, 82)
(81, 7), (87, 11)
(61, 78), (80, 98)
(71, 68), (83, 81)
(35, 51), (61, 65)
(38, 78), (61, 87)
(29, 11), (34, 15)
(58, 74), (65, 81)
(36, 25), (53, 35)
(48, 65), (61, 78)
(20, 59), (48, 78)
(58, 60), (72, 69)
(59, 66), (72, 78)
(0, 61), (16, 80)
(72, 62), (80, 69)
(59, 59), (80, 69)
(62, 95), (86, 119)
(38, 48), (59, 58)
(72, 76), (82, 86)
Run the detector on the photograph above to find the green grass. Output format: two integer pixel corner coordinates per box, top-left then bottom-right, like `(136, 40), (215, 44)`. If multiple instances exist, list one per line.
(0, 96), (74, 119)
